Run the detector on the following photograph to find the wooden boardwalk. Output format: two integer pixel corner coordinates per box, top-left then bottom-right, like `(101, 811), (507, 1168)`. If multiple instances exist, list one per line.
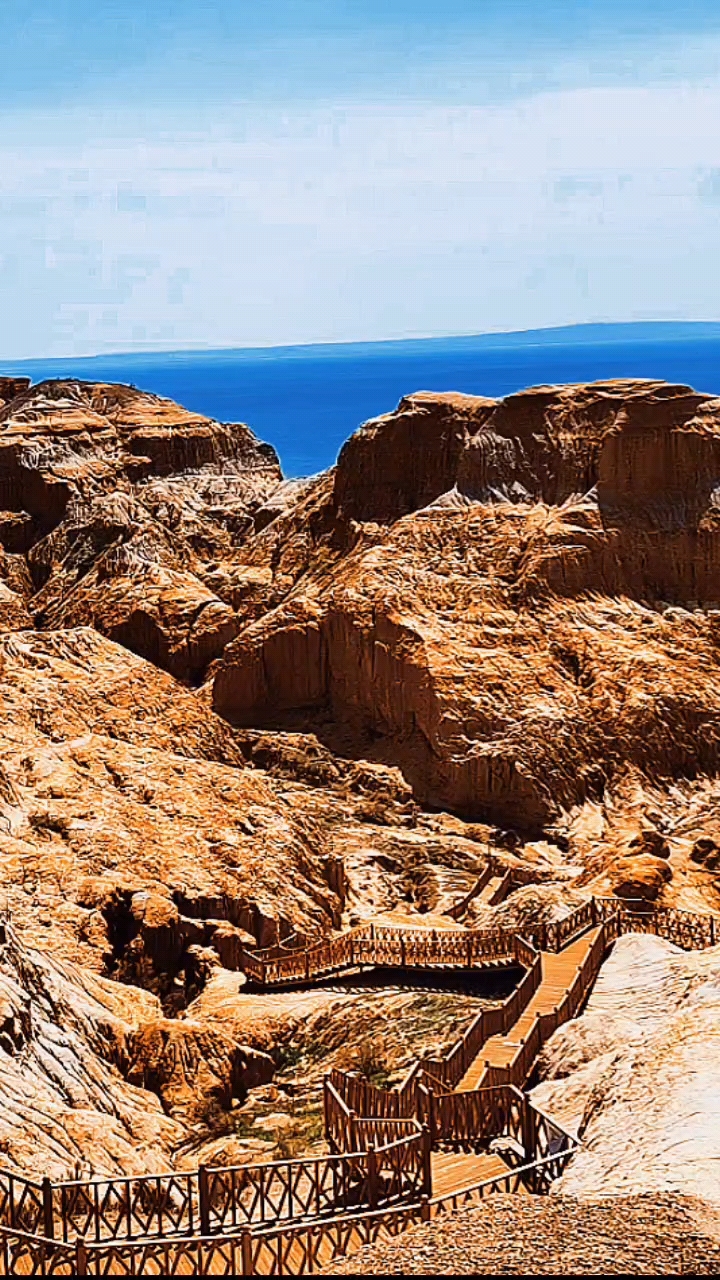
(459, 926), (603, 1091)
(431, 1150), (511, 1197)
(477, 873), (507, 906)
(1, 902), (719, 1275)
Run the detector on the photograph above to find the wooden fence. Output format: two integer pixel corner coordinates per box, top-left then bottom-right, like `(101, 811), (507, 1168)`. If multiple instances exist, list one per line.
(0, 1138), (579, 1276)
(593, 897), (717, 948)
(238, 885), (720, 987)
(0, 1132), (582, 1277)
(419, 937), (542, 1089)
(324, 911), (615, 1154)
(0, 1132), (428, 1249)
(0, 895), (718, 1274)
(239, 922), (521, 987)
(446, 857), (513, 920)
(239, 890), (623, 990)
(324, 938), (544, 1149)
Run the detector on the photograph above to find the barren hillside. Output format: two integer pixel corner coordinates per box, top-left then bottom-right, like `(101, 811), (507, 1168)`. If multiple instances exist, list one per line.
(0, 372), (719, 1201)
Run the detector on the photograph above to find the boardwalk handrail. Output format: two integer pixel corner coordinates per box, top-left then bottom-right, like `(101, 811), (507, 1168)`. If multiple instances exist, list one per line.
(0, 1139), (578, 1277)
(324, 906), (637, 1152)
(1, 895), (719, 1273)
(239, 922), (521, 987)
(0, 1129), (426, 1250)
(446, 862), (495, 918)
(237, 891), (623, 990)
(325, 937), (543, 1140)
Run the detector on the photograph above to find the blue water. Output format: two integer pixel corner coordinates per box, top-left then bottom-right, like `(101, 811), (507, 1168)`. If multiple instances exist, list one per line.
(8, 323), (720, 477)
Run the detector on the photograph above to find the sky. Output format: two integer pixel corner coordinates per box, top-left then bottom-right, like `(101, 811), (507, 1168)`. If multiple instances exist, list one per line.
(2, 1), (720, 357)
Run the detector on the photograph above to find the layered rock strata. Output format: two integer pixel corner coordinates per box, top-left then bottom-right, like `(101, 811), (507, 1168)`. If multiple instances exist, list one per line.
(1, 371), (720, 1184)
(214, 381), (720, 829)
(0, 380), (280, 679)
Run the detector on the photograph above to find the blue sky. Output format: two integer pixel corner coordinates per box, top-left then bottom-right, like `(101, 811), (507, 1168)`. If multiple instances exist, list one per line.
(2, 1), (720, 356)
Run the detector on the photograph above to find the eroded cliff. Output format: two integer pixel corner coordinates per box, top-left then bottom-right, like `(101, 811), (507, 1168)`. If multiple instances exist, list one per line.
(1, 372), (720, 1182)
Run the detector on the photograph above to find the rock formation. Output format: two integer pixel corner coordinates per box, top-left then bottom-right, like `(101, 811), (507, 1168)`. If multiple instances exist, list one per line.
(0, 380), (280, 679)
(0, 921), (270, 1179)
(1, 370), (720, 1190)
(214, 380), (720, 831)
(531, 932), (720, 1203)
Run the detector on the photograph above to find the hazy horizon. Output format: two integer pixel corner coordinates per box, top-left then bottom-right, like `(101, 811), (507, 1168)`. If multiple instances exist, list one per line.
(8, 319), (720, 372)
(3, 2), (720, 359)
(8, 319), (720, 479)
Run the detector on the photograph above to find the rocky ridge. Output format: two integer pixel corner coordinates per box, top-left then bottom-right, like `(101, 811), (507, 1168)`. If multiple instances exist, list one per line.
(1, 372), (720, 1197)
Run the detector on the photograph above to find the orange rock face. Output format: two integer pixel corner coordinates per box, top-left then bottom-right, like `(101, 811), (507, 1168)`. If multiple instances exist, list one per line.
(213, 381), (720, 829)
(2, 372), (720, 1177)
(0, 379), (281, 679)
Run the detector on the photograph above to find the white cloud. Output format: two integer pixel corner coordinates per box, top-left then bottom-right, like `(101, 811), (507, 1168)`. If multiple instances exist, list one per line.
(1, 74), (720, 357)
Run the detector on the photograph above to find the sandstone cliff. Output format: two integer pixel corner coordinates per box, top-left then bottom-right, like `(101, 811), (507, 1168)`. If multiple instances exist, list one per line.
(1, 371), (720, 1182)
(532, 932), (720, 1204)
(0, 380), (280, 680)
(213, 380), (720, 837)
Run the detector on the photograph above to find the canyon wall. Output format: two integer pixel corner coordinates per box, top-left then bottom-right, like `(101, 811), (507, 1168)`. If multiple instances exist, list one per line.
(2, 372), (720, 1177)
(213, 380), (720, 827)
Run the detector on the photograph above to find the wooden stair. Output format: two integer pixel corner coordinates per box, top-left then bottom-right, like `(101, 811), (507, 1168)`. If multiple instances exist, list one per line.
(430, 1149), (511, 1197)
(458, 925), (603, 1091)
(477, 874), (505, 906)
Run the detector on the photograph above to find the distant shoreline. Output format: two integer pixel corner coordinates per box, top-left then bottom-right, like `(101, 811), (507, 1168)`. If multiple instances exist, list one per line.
(7, 320), (720, 370)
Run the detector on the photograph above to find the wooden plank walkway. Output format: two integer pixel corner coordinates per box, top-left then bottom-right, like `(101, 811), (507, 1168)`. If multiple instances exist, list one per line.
(458, 926), (603, 1091)
(477, 874), (504, 906)
(431, 1150), (510, 1196)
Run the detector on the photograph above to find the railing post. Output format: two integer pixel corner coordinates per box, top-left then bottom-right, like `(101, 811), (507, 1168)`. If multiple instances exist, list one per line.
(466, 932), (472, 968)
(241, 1227), (254, 1276)
(428, 1088), (437, 1148)
(400, 934), (406, 968)
(305, 950), (310, 981)
(420, 1194), (431, 1222)
(42, 1176), (54, 1240)
(521, 1093), (535, 1160)
(75, 1235), (87, 1276)
(421, 1124), (432, 1197)
(366, 1144), (378, 1210)
(199, 1164), (210, 1236)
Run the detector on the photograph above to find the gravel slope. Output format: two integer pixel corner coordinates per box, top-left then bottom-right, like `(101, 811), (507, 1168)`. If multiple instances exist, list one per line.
(325, 1194), (720, 1275)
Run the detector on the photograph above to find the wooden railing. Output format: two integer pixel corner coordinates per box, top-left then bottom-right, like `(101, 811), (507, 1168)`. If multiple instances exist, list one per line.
(52, 1169), (198, 1244)
(446, 862), (495, 919)
(419, 939), (542, 1090)
(0, 1131), (577, 1276)
(0, 1173), (47, 1239)
(463, 914), (616, 1096)
(520, 898), (598, 953)
(0, 1131), (427, 1250)
(240, 891), (616, 990)
(325, 938), (543, 1147)
(0, 1227), (76, 1277)
(424, 1082), (525, 1152)
(239, 921), (521, 987)
(593, 897), (717, 948)
(1, 895), (718, 1273)
(9, 1129), (576, 1276)
(324, 910), (616, 1154)
(240, 1149), (571, 1276)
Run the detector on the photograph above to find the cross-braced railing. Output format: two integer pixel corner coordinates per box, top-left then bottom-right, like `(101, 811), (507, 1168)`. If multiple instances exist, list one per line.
(0, 894), (718, 1273)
